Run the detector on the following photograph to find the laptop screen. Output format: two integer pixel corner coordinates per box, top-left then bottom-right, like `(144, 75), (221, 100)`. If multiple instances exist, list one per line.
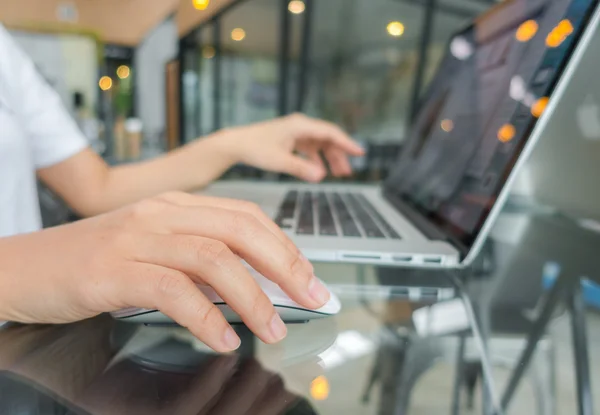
(384, 0), (598, 250)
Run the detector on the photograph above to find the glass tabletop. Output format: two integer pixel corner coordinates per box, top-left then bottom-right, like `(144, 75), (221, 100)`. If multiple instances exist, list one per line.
(0, 201), (599, 414)
(0, 275), (468, 415)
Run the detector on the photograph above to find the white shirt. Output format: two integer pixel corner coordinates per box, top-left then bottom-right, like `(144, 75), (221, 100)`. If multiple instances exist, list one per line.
(0, 25), (87, 237)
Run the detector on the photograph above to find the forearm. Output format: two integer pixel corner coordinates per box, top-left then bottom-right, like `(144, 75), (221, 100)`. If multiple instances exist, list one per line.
(91, 132), (237, 215)
(39, 130), (240, 217)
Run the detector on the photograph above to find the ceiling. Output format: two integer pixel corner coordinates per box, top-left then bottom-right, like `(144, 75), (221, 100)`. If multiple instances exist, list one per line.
(0, 0), (180, 45)
(0, 0), (490, 50)
(177, 0), (238, 37)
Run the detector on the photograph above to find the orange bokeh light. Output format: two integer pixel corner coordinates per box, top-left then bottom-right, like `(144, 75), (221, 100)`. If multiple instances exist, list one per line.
(498, 124), (516, 143)
(310, 376), (330, 401)
(546, 19), (574, 48)
(516, 20), (538, 42)
(531, 97), (549, 118)
(558, 19), (574, 34)
(98, 76), (113, 91)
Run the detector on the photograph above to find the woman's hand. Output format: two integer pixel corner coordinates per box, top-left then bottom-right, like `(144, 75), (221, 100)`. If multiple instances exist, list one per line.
(215, 113), (365, 182)
(0, 192), (330, 353)
(37, 115), (362, 218)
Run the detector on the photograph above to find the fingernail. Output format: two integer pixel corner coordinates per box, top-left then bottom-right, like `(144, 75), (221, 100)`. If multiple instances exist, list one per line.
(309, 276), (331, 306)
(269, 314), (287, 342)
(223, 327), (241, 351)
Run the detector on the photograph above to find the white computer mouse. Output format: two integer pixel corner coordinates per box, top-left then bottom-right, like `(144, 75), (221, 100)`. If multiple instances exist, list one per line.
(110, 265), (341, 325)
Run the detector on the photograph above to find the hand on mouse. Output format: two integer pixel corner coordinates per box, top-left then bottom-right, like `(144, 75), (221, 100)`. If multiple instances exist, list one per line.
(0, 191), (330, 352)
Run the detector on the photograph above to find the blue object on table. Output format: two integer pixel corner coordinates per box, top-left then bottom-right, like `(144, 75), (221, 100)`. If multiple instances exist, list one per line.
(542, 261), (600, 309)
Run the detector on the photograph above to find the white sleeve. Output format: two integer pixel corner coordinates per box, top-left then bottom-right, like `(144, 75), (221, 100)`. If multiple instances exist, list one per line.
(0, 25), (88, 169)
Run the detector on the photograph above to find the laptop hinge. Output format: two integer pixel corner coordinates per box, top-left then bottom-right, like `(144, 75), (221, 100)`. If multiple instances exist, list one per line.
(383, 189), (469, 258)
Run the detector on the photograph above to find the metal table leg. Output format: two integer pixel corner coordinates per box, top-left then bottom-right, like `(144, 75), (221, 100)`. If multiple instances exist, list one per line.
(501, 272), (571, 412)
(567, 282), (594, 415)
(451, 333), (467, 415)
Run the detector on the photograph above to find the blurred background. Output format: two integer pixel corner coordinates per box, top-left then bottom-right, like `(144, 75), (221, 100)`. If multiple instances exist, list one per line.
(0, 0), (491, 180)
(0, 0), (494, 225)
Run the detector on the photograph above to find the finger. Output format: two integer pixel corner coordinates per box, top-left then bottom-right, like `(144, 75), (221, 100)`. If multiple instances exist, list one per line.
(303, 148), (327, 174)
(297, 142), (327, 171)
(280, 154), (326, 183)
(157, 192), (299, 256)
(290, 114), (364, 155)
(324, 146), (352, 177)
(133, 234), (288, 344)
(114, 262), (240, 353)
(149, 204), (330, 310)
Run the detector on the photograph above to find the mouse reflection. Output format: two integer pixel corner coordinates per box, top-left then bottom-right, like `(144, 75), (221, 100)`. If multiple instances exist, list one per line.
(0, 317), (318, 415)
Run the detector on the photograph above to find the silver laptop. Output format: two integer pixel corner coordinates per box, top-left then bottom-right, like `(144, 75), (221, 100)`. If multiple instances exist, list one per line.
(203, 0), (600, 269)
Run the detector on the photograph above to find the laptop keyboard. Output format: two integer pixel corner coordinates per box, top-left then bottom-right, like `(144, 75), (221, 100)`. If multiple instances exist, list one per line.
(297, 192), (315, 235)
(275, 191), (401, 239)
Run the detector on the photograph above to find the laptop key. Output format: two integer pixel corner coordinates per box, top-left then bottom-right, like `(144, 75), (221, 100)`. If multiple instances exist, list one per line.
(296, 192), (315, 235)
(317, 192), (338, 236)
(332, 193), (361, 237)
(275, 190), (298, 228)
(355, 194), (402, 239)
(345, 194), (385, 238)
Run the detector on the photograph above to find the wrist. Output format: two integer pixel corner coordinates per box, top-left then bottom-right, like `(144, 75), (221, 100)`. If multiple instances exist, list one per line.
(197, 128), (243, 166)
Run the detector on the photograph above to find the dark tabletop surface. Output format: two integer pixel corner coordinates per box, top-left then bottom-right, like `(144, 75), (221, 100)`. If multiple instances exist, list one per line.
(1, 198), (599, 415)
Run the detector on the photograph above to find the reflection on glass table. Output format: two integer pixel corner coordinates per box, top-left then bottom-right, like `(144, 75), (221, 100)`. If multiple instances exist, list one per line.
(0, 283), (476, 415)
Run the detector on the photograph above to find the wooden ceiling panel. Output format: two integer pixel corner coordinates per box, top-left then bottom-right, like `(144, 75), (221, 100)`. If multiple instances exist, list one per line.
(0, 0), (180, 45)
(176, 0), (236, 37)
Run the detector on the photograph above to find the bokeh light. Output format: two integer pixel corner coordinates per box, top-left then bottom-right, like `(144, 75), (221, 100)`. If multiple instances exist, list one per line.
(387, 21), (405, 37)
(450, 36), (473, 60)
(288, 0), (305, 14)
(99, 76), (113, 91)
(116, 65), (130, 80)
(192, 0), (210, 10)
(558, 19), (574, 34)
(497, 124), (516, 143)
(441, 119), (454, 132)
(310, 376), (330, 401)
(231, 28), (246, 41)
(531, 96), (549, 118)
(546, 19), (574, 47)
(516, 20), (538, 42)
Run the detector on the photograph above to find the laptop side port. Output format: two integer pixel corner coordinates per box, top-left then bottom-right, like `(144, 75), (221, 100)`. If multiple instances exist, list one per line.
(341, 254), (382, 261)
(392, 255), (414, 263)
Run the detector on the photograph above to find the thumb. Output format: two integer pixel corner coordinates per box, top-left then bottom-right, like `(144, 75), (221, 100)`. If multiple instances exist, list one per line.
(281, 155), (326, 183)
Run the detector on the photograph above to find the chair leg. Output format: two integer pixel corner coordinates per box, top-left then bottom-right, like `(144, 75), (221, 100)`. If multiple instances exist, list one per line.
(567, 282), (594, 415)
(464, 361), (482, 410)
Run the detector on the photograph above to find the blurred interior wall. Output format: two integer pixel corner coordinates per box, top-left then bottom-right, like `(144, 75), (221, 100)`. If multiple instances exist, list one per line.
(9, 30), (97, 115)
(134, 17), (178, 143)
